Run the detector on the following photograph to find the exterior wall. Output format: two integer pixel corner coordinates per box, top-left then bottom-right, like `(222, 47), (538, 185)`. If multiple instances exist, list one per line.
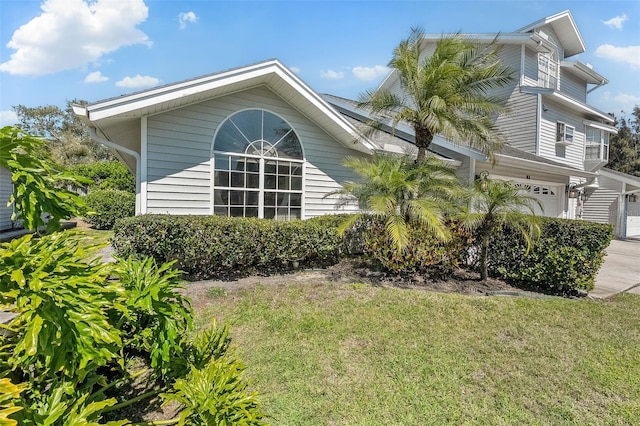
(582, 176), (621, 230)
(0, 167), (13, 230)
(559, 70), (587, 103)
(495, 88), (538, 152)
(145, 86), (362, 218)
(521, 46), (539, 87)
(539, 102), (586, 170)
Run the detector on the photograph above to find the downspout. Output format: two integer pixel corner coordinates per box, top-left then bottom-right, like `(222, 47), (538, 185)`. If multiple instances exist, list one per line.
(89, 127), (142, 215)
(535, 93), (542, 157)
(587, 80), (607, 94)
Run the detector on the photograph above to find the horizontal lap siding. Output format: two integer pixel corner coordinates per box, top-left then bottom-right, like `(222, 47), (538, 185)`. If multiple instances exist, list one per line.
(0, 168), (13, 230)
(539, 105), (585, 170)
(582, 176), (621, 226)
(146, 86), (362, 218)
(560, 71), (586, 103)
(496, 89), (537, 152)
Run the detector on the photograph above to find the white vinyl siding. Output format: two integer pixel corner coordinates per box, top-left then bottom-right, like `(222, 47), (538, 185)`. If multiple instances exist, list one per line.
(145, 86), (362, 217)
(495, 88), (538, 152)
(539, 105), (585, 170)
(559, 71), (586, 102)
(0, 168), (13, 230)
(522, 46), (541, 87)
(582, 176), (621, 227)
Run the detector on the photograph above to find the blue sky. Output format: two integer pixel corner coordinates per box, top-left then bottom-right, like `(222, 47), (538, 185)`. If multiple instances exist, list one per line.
(1, 0), (639, 127)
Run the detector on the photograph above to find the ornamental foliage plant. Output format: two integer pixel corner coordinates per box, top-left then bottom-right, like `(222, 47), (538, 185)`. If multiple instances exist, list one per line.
(0, 128), (267, 425)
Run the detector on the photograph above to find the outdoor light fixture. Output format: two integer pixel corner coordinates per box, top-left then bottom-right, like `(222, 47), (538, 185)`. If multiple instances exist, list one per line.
(567, 184), (580, 199)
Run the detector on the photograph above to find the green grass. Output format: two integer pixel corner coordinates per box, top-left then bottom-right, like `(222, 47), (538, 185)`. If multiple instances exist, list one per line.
(196, 282), (640, 425)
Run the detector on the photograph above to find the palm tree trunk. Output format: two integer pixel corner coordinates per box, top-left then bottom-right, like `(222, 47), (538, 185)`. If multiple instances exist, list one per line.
(414, 127), (434, 163)
(480, 232), (489, 281)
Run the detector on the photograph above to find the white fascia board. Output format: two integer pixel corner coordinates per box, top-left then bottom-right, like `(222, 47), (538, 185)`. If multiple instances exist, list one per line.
(87, 65), (278, 121)
(521, 86), (614, 123)
(496, 154), (596, 178)
(560, 61), (608, 85)
(599, 169), (640, 187)
(272, 65), (376, 153)
(583, 120), (618, 134)
(421, 32), (531, 44)
(515, 10), (585, 57)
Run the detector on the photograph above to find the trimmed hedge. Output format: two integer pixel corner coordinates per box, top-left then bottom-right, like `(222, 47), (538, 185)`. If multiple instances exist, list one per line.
(480, 217), (614, 293)
(112, 215), (345, 280)
(84, 189), (136, 230)
(69, 160), (136, 193)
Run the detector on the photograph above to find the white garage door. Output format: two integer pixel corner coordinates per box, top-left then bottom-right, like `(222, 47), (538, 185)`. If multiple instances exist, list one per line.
(627, 201), (640, 237)
(519, 184), (560, 218)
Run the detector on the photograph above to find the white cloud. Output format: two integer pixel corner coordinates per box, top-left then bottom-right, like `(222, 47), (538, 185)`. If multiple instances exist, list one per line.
(594, 44), (640, 68)
(602, 13), (628, 30)
(0, 0), (150, 76)
(84, 71), (108, 83)
(0, 111), (18, 127)
(178, 11), (198, 30)
(115, 74), (160, 88)
(613, 93), (640, 112)
(352, 65), (389, 81)
(321, 69), (344, 80)
(290, 66), (301, 74)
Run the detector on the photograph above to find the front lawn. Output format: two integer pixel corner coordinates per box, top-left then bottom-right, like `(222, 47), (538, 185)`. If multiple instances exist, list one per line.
(197, 282), (640, 424)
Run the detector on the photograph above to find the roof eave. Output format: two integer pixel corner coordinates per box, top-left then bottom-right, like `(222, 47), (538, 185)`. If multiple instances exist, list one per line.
(496, 154), (596, 178)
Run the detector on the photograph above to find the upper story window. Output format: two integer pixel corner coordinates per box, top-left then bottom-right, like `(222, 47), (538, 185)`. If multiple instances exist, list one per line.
(585, 127), (610, 161)
(538, 52), (558, 89)
(212, 109), (304, 220)
(556, 122), (574, 144)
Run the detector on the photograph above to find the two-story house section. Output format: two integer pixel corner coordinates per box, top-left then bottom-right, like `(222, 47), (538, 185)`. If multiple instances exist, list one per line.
(371, 10), (618, 222)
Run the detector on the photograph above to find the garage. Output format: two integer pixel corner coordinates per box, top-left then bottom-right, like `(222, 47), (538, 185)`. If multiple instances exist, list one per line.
(627, 200), (640, 238)
(518, 183), (561, 218)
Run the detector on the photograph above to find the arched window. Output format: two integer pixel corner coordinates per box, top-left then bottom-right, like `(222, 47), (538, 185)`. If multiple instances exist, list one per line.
(212, 109), (304, 219)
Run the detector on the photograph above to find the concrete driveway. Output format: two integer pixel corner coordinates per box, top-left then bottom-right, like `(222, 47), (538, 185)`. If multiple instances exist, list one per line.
(591, 238), (640, 298)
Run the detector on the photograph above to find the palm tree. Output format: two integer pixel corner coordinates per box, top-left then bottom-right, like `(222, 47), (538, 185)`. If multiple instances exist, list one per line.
(328, 152), (463, 252)
(359, 28), (514, 163)
(460, 177), (542, 281)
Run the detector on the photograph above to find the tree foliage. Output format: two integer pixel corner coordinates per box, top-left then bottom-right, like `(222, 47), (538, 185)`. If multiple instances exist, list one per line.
(13, 100), (113, 166)
(608, 106), (640, 177)
(359, 28), (514, 163)
(0, 126), (89, 232)
(328, 152), (462, 252)
(460, 178), (542, 281)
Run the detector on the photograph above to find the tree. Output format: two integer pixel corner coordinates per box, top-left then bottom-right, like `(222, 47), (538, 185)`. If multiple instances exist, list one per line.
(460, 177), (541, 281)
(0, 126), (88, 232)
(13, 100), (113, 166)
(608, 106), (640, 177)
(359, 28), (514, 163)
(329, 152), (462, 251)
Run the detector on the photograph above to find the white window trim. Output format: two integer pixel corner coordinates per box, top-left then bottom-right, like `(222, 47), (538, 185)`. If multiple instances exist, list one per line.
(210, 109), (305, 220)
(556, 121), (574, 145)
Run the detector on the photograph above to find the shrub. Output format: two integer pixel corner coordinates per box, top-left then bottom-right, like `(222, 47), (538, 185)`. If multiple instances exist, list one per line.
(69, 160), (135, 193)
(83, 189), (135, 230)
(364, 217), (473, 278)
(112, 214), (345, 280)
(479, 218), (613, 293)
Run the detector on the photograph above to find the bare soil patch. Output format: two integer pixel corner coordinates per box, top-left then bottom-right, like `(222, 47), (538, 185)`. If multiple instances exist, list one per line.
(182, 258), (526, 311)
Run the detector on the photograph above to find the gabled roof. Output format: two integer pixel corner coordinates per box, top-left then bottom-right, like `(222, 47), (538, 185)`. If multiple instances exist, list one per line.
(515, 10), (585, 57)
(321, 94), (596, 178)
(74, 60), (376, 154)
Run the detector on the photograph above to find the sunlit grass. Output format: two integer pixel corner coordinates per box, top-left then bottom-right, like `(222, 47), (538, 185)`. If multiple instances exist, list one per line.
(196, 282), (640, 424)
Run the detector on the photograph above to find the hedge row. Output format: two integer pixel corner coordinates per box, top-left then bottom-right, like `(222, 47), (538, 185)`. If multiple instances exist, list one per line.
(83, 190), (136, 230)
(112, 215), (344, 280)
(480, 217), (613, 293)
(113, 214), (613, 293)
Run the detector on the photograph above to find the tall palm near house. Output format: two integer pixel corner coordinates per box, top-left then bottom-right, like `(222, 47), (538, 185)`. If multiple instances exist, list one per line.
(461, 178), (542, 281)
(360, 28), (514, 163)
(329, 153), (463, 252)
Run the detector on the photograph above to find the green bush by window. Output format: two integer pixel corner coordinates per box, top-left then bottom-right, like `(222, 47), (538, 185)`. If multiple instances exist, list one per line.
(479, 217), (613, 293)
(112, 214), (345, 280)
(83, 189), (135, 230)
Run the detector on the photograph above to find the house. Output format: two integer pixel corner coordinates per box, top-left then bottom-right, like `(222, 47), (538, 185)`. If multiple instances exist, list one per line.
(74, 10), (638, 238)
(0, 168), (13, 231)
